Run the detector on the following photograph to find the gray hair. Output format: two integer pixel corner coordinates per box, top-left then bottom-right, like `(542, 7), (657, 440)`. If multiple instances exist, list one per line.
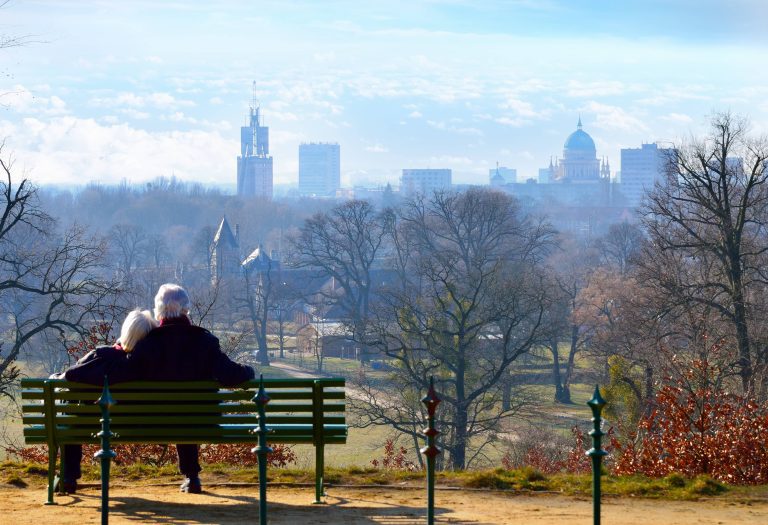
(117, 309), (157, 352)
(154, 283), (190, 321)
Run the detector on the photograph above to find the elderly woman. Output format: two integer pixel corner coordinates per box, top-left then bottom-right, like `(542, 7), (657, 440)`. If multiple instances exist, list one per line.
(55, 309), (157, 493)
(128, 283), (255, 493)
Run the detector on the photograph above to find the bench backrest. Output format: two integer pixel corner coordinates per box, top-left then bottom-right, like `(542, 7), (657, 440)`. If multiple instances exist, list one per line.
(21, 377), (346, 446)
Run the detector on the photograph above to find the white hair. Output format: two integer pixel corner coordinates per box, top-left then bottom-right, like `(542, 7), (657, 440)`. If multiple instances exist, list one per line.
(117, 309), (157, 352)
(154, 283), (190, 321)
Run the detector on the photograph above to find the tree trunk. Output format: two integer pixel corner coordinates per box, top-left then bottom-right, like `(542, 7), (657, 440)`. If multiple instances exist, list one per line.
(256, 332), (270, 366)
(559, 325), (580, 404)
(502, 375), (512, 411)
(549, 340), (566, 403)
(452, 358), (468, 470)
(277, 318), (285, 359)
(733, 292), (753, 395)
(643, 364), (654, 416)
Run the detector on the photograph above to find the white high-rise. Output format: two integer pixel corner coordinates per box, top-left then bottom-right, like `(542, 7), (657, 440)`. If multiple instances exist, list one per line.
(620, 143), (671, 208)
(299, 143), (341, 196)
(401, 169), (452, 196)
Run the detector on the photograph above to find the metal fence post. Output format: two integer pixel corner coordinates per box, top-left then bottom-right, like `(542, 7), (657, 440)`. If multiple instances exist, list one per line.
(587, 384), (608, 525)
(94, 376), (117, 525)
(252, 375), (273, 524)
(420, 376), (441, 525)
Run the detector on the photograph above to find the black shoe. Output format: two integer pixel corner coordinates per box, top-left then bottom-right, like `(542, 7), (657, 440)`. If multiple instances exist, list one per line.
(180, 476), (202, 494)
(61, 480), (78, 494)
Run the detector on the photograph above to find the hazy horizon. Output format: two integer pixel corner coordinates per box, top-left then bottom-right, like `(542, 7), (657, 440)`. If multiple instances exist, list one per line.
(2, 0), (767, 187)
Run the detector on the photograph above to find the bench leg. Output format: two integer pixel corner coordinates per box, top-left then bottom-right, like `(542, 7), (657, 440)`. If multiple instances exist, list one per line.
(45, 445), (57, 505)
(313, 443), (325, 504)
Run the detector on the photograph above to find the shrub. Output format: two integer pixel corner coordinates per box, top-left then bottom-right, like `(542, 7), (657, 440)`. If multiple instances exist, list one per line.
(370, 438), (418, 471)
(611, 353), (768, 485)
(502, 426), (595, 475)
(5, 443), (297, 469)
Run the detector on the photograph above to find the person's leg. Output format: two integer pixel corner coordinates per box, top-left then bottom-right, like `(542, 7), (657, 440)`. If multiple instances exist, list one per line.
(60, 444), (82, 492)
(176, 444), (202, 493)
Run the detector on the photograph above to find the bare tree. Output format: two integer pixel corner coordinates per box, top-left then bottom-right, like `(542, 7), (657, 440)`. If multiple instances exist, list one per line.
(593, 222), (644, 275)
(290, 200), (387, 353)
(0, 147), (117, 395)
(108, 223), (148, 279)
(358, 189), (555, 469)
(144, 233), (169, 269)
(545, 236), (598, 403)
(642, 112), (768, 395)
(239, 251), (278, 366)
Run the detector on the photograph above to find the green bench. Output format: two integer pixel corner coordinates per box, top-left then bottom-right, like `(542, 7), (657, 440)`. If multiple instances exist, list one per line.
(21, 377), (347, 505)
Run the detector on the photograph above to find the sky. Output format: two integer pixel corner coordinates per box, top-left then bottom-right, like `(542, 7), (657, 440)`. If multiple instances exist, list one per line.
(1, 0), (768, 189)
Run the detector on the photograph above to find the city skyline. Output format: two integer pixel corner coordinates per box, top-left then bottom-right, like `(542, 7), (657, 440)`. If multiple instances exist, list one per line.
(1, 1), (767, 188)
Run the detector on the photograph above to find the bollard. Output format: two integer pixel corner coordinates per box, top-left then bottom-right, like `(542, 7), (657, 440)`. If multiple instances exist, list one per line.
(420, 376), (441, 525)
(94, 376), (117, 525)
(251, 375), (273, 524)
(586, 384), (608, 525)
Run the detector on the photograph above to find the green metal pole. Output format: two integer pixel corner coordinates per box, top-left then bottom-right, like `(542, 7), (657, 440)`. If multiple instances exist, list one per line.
(42, 380), (58, 505)
(251, 375), (272, 524)
(587, 384), (608, 525)
(94, 376), (117, 525)
(312, 380), (326, 504)
(420, 376), (441, 525)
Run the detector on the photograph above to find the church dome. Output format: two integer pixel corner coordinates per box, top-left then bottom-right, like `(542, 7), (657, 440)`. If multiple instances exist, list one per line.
(563, 118), (596, 153)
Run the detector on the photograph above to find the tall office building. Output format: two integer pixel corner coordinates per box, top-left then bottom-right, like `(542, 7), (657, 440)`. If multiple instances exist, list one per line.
(237, 87), (273, 199)
(298, 143), (341, 196)
(620, 143), (671, 208)
(401, 168), (452, 196)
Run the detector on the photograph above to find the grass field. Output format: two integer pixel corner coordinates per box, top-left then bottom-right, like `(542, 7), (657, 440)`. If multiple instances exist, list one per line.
(4, 346), (603, 467)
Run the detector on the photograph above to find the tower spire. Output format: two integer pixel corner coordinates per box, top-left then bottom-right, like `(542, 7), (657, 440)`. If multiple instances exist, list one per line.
(577, 114), (583, 129)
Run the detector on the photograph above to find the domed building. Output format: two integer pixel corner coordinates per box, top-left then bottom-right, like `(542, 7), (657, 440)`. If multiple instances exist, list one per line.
(541, 117), (611, 183)
(561, 117), (601, 181)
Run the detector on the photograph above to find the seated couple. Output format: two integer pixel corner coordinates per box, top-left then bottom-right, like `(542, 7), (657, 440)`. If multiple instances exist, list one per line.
(54, 283), (255, 494)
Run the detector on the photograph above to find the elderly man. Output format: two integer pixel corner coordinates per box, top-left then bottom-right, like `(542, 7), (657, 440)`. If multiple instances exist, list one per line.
(129, 283), (255, 493)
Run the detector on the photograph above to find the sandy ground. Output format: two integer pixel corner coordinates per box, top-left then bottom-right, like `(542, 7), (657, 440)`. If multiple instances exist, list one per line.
(2, 483), (768, 525)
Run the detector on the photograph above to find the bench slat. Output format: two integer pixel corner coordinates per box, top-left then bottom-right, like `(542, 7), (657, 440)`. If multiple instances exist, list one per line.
(23, 414), (347, 426)
(20, 378), (346, 389)
(22, 402), (345, 414)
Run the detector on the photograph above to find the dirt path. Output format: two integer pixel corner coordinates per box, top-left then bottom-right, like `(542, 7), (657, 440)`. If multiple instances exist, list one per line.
(268, 360), (321, 379)
(2, 484), (766, 524)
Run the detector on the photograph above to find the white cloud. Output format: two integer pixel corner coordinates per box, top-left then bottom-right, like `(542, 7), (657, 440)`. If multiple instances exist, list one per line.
(118, 108), (150, 120)
(494, 116), (529, 127)
(499, 98), (542, 119)
(425, 155), (475, 166)
(566, 80), (628, 98)
(90, 91), (196, 110)
(583, 102), (649, 133)
(209, 96), (223, 105)
(660, 113), (694, 124)
(2, 85), (70, 116)
(408, 111), (423, 118)
(165, 112), (197, 124)
(0, 116), (236, 186)
(426, 120), (483, 136)
(365, 143), (389, 153)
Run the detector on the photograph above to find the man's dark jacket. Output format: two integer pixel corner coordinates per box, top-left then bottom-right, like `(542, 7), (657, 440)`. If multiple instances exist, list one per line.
(127, 316), (255, 385)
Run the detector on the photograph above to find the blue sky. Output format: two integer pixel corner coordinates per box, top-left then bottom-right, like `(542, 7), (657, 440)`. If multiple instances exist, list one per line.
(2, 0), (767, 188)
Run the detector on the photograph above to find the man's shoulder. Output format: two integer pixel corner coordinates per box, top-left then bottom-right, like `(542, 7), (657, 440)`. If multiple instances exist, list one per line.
(140, 323), (219, 346)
